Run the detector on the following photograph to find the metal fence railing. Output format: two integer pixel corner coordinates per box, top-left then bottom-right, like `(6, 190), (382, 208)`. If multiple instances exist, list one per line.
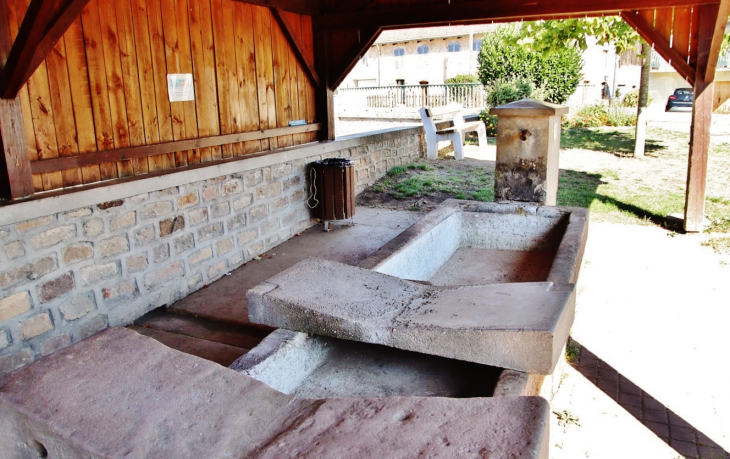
(338, 83), (488, 109)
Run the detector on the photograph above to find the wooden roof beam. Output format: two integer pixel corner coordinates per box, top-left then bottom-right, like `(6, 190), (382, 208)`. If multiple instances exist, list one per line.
(271, 8), (320, 87)
(313, 0), (721, 31)
(621, 10), (696, 84)
(0, 0), (91, 99)
(235, 0), (321, 16)
(330, 28), (381, 90)
(697, 0), (730, 82)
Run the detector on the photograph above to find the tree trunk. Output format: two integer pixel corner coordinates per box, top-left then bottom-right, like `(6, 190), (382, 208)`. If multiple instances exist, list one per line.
(634, 41), (652, 158)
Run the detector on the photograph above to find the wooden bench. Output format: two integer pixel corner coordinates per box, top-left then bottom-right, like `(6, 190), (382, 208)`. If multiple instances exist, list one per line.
(419, 106), (488, 160)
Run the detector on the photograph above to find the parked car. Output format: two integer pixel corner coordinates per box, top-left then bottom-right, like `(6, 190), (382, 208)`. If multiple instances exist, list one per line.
(666, 88), (693, 111)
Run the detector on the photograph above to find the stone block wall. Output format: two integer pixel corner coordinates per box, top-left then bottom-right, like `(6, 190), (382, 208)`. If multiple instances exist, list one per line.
(0, 127), (424, 374)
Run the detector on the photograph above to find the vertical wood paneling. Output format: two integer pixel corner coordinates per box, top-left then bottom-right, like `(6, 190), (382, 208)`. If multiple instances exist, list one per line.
(45, 36), (82, 186)
(64, 18), (102, 184)
(689, 7), (700, 67)
(7, 0), (43, 191)
(253, 6), (277, 150)
(81, 0), (118, 181)
(234, 2), (261, 154)
(98, 0), (133, 178)
(189, 0), (220, 162)
(145, 0), (175, 171)
(655, 8), (673, 53)
(272, 12), (293, 147)
(672, 7), (692, 62)
(115, 0), (148, 175)
(10, 0), (318, 192)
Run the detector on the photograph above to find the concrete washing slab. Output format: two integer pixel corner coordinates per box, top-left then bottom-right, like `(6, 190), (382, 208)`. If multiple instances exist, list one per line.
(0, 328), (550, 458)
(247, 200), (588, 375)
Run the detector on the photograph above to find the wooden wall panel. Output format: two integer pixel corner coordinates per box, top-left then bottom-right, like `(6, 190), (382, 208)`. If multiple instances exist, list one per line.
(8, 0), (317, 193)
(672, 7), (692, 62)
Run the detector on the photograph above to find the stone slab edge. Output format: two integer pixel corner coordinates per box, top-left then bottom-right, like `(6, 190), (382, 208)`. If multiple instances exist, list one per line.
(0, 327), (550, 459)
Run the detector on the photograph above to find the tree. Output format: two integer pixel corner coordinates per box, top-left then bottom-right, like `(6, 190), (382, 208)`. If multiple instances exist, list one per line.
(477, 25), (583, 105)
(513, 17), (651, 158)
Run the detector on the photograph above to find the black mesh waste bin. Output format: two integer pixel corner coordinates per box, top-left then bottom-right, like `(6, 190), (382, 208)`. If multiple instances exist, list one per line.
(310, 158), (355, 221)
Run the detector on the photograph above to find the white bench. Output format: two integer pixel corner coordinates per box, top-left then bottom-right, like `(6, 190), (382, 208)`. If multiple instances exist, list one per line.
(419, 106), (488, 160)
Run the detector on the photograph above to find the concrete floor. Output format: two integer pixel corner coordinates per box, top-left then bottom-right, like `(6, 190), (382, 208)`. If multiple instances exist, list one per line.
(139, 205), (730, 459)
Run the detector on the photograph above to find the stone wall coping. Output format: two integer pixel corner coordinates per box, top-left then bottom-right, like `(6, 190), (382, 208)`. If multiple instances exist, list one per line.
(0, 126), (423, 227)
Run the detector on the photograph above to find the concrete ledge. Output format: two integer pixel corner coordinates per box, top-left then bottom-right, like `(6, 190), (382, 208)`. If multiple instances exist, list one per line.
(0, 328), (549, 458)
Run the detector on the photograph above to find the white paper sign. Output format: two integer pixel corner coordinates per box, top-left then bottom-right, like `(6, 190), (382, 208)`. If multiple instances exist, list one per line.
(167, 74), (195, 102)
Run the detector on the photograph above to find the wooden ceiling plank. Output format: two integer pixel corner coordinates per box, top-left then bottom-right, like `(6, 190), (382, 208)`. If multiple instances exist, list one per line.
(689, 6), (701, 65)
(270, 7), (320, 86)
(334, 0), (374, 14)
(672, 7), (692, 62)
(330, 27), (380, 90)
(314, 0), (721, 31)
(621, 10), (696, 84)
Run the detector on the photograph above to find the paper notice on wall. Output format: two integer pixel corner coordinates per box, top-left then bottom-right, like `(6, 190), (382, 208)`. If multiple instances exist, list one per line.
(167, 74), (195, 102)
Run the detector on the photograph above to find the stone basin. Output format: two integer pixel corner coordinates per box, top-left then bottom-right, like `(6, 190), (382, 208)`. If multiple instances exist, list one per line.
(247, 200), (588, 375)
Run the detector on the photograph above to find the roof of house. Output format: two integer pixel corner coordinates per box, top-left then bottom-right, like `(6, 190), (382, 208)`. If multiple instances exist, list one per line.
(375, 24), (499, 45)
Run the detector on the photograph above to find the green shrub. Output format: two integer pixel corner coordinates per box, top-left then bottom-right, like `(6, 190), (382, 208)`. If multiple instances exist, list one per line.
(562, 104), (636, 129)
(479, 111), (499, 137)
(445, 74), (479, 84)
(620, 89), (653, 107)
(477, 25), (583, 104)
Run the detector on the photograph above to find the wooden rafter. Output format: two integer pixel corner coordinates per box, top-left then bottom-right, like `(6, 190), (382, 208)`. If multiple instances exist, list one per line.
(313, 0), (720, 31)
(333, 0), (374, 14)
(270, 7), (320, 87)
(0, 0), (92, 99)
(330, 28), (380, 90)
(621, 10), (696, 84)
(698, 0), (730, 82)
(235, 0), (320, 16)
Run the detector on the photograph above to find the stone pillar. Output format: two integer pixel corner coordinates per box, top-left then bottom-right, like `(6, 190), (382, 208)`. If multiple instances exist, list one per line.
(490, 99), (569, 206)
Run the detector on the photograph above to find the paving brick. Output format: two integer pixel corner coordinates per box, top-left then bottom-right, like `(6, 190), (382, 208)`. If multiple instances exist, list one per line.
(261, 219), (279, 235)
(233, 194), (253, 211)
(221, 180), (243, 197)
(83, 219), (104, 237)
(79, 263), (119, 286)
(145, 261), (185, 288)
(153, 244), (170, 263)
(64, 208), (92, 219)
(291, 189), (306, 203)
(189, 208), (209, 226)
(110, 212), (136, 232)
(59, 292), (96, 321)
(198, 222), (223, 241)
(38, 273), (75, 303)
(99, 235), (129, 258)
(211, 202), (230, 218)
(208, 260), (228, 279)
(31, 225), (76, 250)
(129, 193), (149, 204)
(40, 333), (72, 356)
(134, 225), (156, 246)
(256, 183), (281, 199)
(15, 215), (56, 233)
(159, 216), (185, 237)
(187, 272), (204, 289)
(282, 176), (301, 191)
(227, 214), (247, 231)
(247, 240), (264, 257)
(244, 169), (265, 187)
(249, 204), (269, 223)
(173, 234), (194, 254)
(272, 197), (288, 211)
(102, 280), (139, 305)
(0, 291), (31, 323)
(0, 229), (8, 239)
(63, 242), (94, 265)
(126, 253), (148, 273)
(178, 192), (199, 209)
(4, 241), (25, 260)
(0, 329), (9, 349)
(97, 200), (124, 210)
(141, 201), (173, 220)
(202, 185), (218, 202)
(189, 247), (213, 266)
(237, 230), (257, 246)
(19, 312), (54, 340)
(216, 238), (234, 256)
(76, 314), (108, 341)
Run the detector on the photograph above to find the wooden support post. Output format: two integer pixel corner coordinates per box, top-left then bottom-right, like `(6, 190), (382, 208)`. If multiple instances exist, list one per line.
(683, 4), (717, 232)
(314, 30), (334, 141)
(0, 0), (34, 199)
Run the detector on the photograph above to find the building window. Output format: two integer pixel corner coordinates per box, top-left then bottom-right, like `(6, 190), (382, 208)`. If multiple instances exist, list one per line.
(447, 42), (461, 52)
(394, 47), (405, 57)
(417, 44), (429, 55)
(473, 39), (482, 51)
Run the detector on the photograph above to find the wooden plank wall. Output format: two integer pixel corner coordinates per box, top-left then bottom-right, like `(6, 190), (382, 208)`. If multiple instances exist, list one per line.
(5, 0), (316, 192)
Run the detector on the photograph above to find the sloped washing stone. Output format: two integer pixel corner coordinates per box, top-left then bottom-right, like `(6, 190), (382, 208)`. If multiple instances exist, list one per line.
(248, 258), (575, 374)
(0, 328), (549, 458)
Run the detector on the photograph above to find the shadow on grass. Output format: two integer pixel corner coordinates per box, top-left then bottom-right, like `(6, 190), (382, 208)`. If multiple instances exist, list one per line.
(557, 169), (667, 227)
(561, 129), (664, 156)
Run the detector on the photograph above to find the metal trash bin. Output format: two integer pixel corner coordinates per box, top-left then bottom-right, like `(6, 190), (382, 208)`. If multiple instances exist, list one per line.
(309, 158), (355, 229)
